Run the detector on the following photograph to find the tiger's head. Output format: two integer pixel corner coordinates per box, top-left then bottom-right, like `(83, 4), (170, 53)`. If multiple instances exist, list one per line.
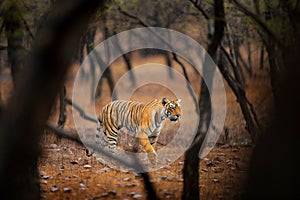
(162, 97), (182, 122)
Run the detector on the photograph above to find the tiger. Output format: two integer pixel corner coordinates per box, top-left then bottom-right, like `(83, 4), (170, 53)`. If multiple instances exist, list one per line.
(97, 97), (182, 164)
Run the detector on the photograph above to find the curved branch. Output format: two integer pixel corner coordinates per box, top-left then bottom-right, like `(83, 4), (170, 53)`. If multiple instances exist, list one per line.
(189, 0), (210, 20)
(20, 14), (35, 40)
(118, 7), (199, 110)
(45, 123), (83, 145)
(232, 0), (283, 47)
(65, 97), (98, 123)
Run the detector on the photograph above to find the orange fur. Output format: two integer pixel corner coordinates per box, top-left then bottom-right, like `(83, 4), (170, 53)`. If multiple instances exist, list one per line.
(98, 98), (181, 164)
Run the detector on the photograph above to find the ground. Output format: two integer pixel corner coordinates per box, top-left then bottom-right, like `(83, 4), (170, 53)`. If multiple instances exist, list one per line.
(0, 46), (272, 199)
(39, 142), (252, 200)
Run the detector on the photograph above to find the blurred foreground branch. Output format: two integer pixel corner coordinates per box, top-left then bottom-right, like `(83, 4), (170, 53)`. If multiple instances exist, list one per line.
(65, 97), (98, 123)
(0, 1), (106, 199)
(45, 123), (83, 145)
(45, 123), (158, 200)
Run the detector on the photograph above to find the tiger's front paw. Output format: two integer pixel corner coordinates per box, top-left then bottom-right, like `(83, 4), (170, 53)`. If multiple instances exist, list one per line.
(148, 151), (157, 165)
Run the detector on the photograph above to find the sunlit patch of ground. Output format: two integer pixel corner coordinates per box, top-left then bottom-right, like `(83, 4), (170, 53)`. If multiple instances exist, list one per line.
(39, 142), (252, 199)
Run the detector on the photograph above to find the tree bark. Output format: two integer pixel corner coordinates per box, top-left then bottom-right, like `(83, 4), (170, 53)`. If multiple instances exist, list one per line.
(259, 44), (264, 69)
(244, 1), (300, 199)
(220, 45), (260, 141)
(245, 25), (300, 200)
(113, 31), (136, 86)
(57, 84), (67, 128)
(95, 25), (116, 100)
(85, 28), (97, 103)
(182, 0), (225, 199)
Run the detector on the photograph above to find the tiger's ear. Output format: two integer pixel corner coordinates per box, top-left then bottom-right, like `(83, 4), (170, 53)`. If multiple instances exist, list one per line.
(162, 98), (169, 105)
(177, 98), (182, 103)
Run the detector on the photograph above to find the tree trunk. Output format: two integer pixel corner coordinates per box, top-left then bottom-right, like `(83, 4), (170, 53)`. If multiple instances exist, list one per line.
(103, 27), (116, 100)
(165, 52), (173, 78)
(244, 1), (300, 199)
(113, 31), (136, 86)
(259, 44), (264, 69)
(182, 1), (225, 199)
(57, 85), (67, 128)
(245, 29), (253, 77)
(85, 28), (97, 103)
(264, 39), (282, 106)
(0, 1), (105, 199)
(220, 45), (260, 141)
(2, 1), (26, 87)
(245, 24), (300, 200)
(95, 25), (116, 100)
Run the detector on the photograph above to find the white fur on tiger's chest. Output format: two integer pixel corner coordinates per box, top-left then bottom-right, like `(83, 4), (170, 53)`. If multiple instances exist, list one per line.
(146, 108), (166, 137)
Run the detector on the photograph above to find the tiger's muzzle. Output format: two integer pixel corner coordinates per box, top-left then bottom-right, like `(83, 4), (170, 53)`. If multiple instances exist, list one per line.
(169, 114), (181, 122)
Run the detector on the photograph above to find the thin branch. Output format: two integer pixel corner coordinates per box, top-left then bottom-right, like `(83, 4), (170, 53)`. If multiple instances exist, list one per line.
(47, 121), (157, 199)
(171, 52), (198, 105)
(64, 97), (157, 199)
(118, 7), (199, 110)
(20, 15), (35, 40)
(45, 123), (83, 145)
(253, 0), (261, 15)
(220, 47), (244, 90)
(231, 0), (283, 47)
(245, 97), (261, 128)
(65, 97), (98, 123)
(90, 145), (158, 200)
(189, 0), (210, 20)
(118, 7), (148, 27)
(221, 45), (260, 138)
(221, 45), (260, 141)
(45, 122), (157, 199)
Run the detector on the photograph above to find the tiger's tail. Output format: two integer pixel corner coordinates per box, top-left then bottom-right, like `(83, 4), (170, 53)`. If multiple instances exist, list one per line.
(96, 116), (102, 131)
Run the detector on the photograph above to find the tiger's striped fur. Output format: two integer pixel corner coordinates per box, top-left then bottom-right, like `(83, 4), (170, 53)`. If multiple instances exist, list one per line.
(97, 97), (181, 164)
